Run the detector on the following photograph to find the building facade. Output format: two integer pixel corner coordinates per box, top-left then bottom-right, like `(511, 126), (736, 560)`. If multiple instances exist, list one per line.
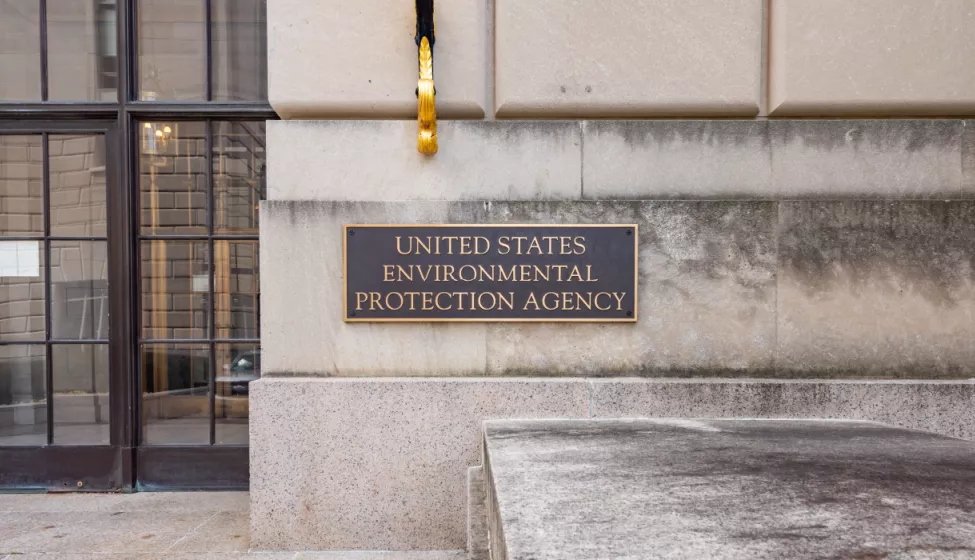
(0, 0), (270, 489)
(2, 0), (975, 554)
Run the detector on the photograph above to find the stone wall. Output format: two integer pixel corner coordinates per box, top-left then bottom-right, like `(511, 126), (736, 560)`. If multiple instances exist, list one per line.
(268, 0), (975, 119)
(254, 0), (975, 552)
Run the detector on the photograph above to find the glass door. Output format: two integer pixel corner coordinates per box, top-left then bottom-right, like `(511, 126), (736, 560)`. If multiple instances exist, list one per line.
(0, 122), (126, 490)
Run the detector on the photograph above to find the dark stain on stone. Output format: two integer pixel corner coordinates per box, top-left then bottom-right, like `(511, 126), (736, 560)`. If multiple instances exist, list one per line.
(769, 120), (961, 152)
(587, 120), (770, 150)
(457, 120), (580, 143)
(778, 201), (975, 306)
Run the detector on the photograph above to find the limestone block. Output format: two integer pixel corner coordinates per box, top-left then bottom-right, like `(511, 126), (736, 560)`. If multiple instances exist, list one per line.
(582, 121), (772, 198)
(267, 0), (487, 119)
(590, 379), (975, 441)
(770, 120), (965, 198)
(260, 201), (487, 376)
(769, 0), (975, 116)
(776, 202), (975, 378)
(483, 202), (777, 376)
(249, 377), (589, 550)
(266, 121), (582, 201)
(260, 200), (777, 377)
(494, 0), (762, 117)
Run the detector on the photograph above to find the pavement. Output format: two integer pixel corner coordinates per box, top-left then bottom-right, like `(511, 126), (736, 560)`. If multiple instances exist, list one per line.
(0, 492), (463, 559)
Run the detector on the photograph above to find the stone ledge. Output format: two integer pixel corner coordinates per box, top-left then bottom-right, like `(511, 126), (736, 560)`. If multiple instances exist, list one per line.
(483, 418), (975, 559)
(590, 378), (975, 441)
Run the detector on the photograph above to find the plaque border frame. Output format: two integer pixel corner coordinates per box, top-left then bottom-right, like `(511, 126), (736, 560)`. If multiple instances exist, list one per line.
(342, 223), (639, 323)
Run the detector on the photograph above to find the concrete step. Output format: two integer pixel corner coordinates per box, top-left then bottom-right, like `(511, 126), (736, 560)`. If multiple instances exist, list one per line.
(481, 418), (975, 560)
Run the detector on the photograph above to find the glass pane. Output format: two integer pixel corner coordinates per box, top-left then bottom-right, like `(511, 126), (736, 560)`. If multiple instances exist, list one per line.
(50, 135), (108, 237)
(0, 0), (41, 101)
(0, 240), (45, 342)
(138, 0), (205, 100)
(140, 121), (207, 234)
(213, 121), (265, 234)
(47, 0), (118, 102)
(141, 240), (209, 339)
(212, 0), (267, 101)
(215, 342), (257, 444)
(0, 344), (46, 445)
(53, 344), (109, 445)
(51, 241), (109, 340)
(215, 241), (258, 339)
(0, 135), (43, 236)
(142, 343), (209, 445)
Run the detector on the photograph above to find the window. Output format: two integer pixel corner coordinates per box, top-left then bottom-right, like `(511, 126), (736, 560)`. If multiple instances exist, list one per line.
(139, 120), (264, 446)
(0, 0), (273, 474)
(0, 134), (110, 446)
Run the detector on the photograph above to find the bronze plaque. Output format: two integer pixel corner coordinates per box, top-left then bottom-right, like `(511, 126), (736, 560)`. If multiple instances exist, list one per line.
(343, 224), (638, 322)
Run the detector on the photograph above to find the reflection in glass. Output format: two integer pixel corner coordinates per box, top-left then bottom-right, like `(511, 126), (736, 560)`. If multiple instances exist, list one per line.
(213, 121), (265, 234)
(0, 0), (41, 101)
(0, 135), (44, 236)
(215, 241), (259, 339)
(138, 0), (206, 100)
(139, 121), (207, 234)
(51, 241), (109, 340)
(49, 135), (108, 237)
(0, 241), (45, 342)
(142, 343), (209, 445)
(53, 344), (109, 445)
(215, 343), (258, 444)
(212, 0), (267, 101)
(141, 240), (209, 340)
(47, 0), (118, 101)
(0, 344), (46, 445)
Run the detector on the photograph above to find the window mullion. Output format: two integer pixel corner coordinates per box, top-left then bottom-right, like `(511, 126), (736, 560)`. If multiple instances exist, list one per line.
(39, 0), (49, 102)
(206, 120), (216, 446)
(205, 0), (214, 102)
(41, 133), (53, 445)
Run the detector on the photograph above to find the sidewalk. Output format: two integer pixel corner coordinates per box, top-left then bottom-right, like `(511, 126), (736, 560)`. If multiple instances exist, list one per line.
(0, 492), (463, 559)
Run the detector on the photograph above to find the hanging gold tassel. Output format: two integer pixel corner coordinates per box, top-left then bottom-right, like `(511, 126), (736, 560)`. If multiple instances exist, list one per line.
(415, 0), (437, 155)
(417, 37), (437, 155)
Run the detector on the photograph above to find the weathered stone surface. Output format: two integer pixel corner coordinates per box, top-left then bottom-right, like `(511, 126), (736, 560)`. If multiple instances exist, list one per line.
(266, 121), (582, 201)
(249, 378), (589, 550)
(263, 199), (975, 378)
(484, 202), (777, 376)
(769, 0), (975, 116)
(260, 201), (487, 376)
(467, 467), (488, 560)
(777, 201), (975, 378)
(582, 121), (772, 199)
(590, 379), (975, 441)
(483, 418), (975, 559)
(261, 200), (776, 377)
(964, 120), (975, 197)
(495, 0), (762, 117)
(769, 120), (964, 198)
(267, 120), (968, 202)
(268, 0), (487, 119)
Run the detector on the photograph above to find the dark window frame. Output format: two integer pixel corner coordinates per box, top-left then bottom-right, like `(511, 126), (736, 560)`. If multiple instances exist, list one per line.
(0, 0), (275, 490)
